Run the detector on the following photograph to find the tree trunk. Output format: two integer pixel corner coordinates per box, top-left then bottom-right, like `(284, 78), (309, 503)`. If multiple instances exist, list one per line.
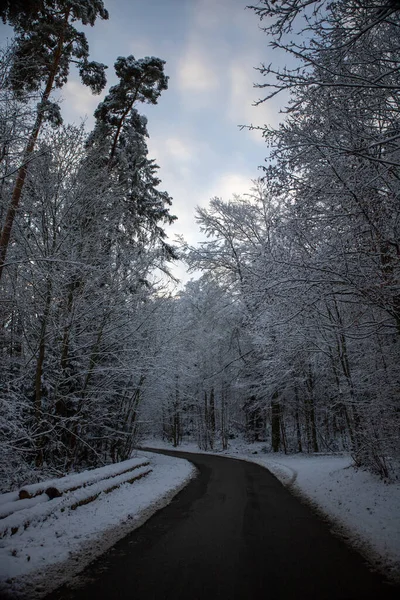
(305, 365), (319, 453)
(34, 279), (53, 467)
(220, 383), (228, 450)
(203, 390), (209, 450)
(280, 416), (288, 454)
(271, 393), (280, 452)
(294, 386), (302, 453)
(209, 387), (215, 450)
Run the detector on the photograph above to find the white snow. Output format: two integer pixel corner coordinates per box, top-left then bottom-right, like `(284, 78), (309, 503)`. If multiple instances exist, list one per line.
(0, 464), (153, 538)
(0, 495), (49, 520)
(0, 492), (19, 507)
(16, 456), (149, 498)
(144, 439), (400, 582)
(0, 452), (196, 599)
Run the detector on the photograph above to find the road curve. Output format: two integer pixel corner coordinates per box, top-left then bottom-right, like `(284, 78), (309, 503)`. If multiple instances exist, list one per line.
(45, 450), (398, 600)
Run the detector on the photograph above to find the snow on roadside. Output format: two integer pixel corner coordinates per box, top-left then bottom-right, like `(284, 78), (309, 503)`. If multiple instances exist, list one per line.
(0, 465), (153, 537)
(247, 453), (400, 581)
(0, 452), (196, 599)
(143, 438), (400, 581)
(15, 456), (149, 498)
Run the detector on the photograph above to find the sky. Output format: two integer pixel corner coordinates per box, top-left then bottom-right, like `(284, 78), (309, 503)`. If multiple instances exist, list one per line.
(1, 0), (286, 286)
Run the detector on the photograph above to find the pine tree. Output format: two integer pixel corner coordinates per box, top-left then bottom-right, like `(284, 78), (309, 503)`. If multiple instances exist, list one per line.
(0, 0), (108, 281)
(87, 55), (176, 263)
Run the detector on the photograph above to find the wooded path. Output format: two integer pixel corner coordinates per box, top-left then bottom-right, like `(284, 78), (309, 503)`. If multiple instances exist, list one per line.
(46, 450), (398, 600)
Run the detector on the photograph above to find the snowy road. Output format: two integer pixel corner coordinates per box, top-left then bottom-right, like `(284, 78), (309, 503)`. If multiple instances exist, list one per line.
(45, 451), (398, 600)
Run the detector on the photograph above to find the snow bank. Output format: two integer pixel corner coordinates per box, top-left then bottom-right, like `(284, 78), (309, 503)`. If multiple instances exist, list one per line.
(0, 457), (152, 538)
(0, 452), (196, 599)
(0, 465), (152, 538)
(17, 456), (149, 498)
(0, 495), (49, 520)
(0, 492), (19, 507)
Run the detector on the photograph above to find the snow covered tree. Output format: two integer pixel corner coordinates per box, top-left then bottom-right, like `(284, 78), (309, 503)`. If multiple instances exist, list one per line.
(86, 55), (175, 262)
(0, 6), (178, 482)
(0, 0), (108, 281)
(244, 0), (400, 475)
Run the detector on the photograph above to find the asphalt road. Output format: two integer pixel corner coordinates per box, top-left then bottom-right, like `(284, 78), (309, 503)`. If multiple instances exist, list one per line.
(45, 450), (398, 600)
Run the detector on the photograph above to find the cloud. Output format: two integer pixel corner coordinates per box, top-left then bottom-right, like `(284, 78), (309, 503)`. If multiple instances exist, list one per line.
(209, 172), (253, 202)
(227, 61), (280, 143)
(163, 169), (255, 286)
(175, 0), (231, 98)
(148, 133), (200, 184)
(177, 43), (219, 93)
(128, 36), (155, 58)
(60, 78), (104, 127)
(148, 134), (257, 242)
(174, 1), (282, 138)
(165, 137), (193, 162)
(191, 0), (231, 30)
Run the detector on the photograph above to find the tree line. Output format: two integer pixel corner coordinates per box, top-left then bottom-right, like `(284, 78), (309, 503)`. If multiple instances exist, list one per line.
(0, 0), (176, 488)
(142, 0), (400, 480)
(1, 0), (399, 489)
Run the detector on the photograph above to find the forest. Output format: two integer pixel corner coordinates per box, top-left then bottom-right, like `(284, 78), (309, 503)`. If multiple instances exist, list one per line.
(0, 0), (399, 491)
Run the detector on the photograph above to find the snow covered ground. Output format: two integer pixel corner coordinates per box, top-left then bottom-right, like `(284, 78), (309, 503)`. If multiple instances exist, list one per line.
(0, 452), (196, 599)
(1, 441), (398, 598)
(144, 439), (400, 583)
